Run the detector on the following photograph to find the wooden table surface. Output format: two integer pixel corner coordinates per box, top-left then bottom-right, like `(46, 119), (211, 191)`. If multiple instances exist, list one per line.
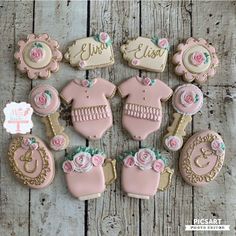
(0, 1), (235, 236)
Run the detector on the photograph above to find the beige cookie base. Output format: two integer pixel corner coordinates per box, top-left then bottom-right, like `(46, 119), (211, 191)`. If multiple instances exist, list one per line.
(78, 193), (102, 201)
(127, 193), (150, 200)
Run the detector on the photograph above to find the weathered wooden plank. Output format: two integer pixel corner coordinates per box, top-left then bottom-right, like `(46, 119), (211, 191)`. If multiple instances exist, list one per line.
(192, 1), (236, 236)
(88, 1), (141, 235)
(29, 1), (87, 236)
(0, 1), (33, 235)
(140, 1), (193, 235)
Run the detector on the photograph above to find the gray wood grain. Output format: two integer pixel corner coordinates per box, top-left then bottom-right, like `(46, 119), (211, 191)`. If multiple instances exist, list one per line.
(0, 1), (235, 236)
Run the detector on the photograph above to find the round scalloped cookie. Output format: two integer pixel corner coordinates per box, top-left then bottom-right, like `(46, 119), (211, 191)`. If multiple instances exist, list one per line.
(173, 38), (219, 84)
(14, 33), (62, 79)
(179, 130), (225, 186)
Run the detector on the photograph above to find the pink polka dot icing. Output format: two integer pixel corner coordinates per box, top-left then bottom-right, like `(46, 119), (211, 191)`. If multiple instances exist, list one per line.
(172, 84), (203, 115)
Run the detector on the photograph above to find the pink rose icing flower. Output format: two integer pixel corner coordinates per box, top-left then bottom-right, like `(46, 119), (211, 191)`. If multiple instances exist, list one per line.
(50, 135), (66, 151)
(91, 155), (104, 167)
(29, 42), (45, 62)
(135, 148), (156, 170)
(99, 32), (110, 44)
(131, 58), (140, 66)
(123, 155), (136, 168)
(22, 137), (38, 150)
(142, 77), (151, 86)
(34, 90), (52, 109)
(190, 51), (206, 66)
(30, 142), (39, 150)
(79, 60), (86, 68)
(73, 152), (93, 173)
(158, 38), (169, 50)
(153, 159), (165, 173)
(22, 138), (31, 148)
(211, 139), (225, 155)
(180, 90), (199, 107)
(165, 135), (182, 151)
(62, 160), (75, 173)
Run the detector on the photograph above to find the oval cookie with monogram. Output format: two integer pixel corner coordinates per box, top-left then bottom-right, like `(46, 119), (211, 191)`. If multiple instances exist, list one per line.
(173, 38), (219, 84)
(8, 135), (55, 189)
(14, 33), (62, 79)
(64, 32), (114, 70)
(119, 148), (174, 199)
(62, 146), (116, 200)
(120, 36), (170, 72)
(179, 130), (225, 186)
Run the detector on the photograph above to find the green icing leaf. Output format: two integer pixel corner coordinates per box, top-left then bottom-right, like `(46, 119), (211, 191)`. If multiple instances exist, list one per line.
(106, 39), (113, 47)
(44, 90), (52, 98)
(94, 34), (100, 42)
(151, 36), (159, 45)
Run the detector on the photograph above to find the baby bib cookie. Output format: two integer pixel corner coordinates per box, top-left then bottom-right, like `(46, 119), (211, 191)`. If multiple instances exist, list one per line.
(118, 76), (172, 140)
(8, 135), (55, 189)
(121, 36), (169, 72)
(14, 33), (62, 79)
(173, 38), (219, 84)
(29, 84), (69, 151)
(60, 78), (116, 140)
(64, 32), (114, 70)
(179, 130), (225, 186)
(119, 148), (173, 199)
(62, 146), (116, 200)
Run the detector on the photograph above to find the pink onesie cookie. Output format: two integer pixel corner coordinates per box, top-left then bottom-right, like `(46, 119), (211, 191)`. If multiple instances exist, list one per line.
(8, 134), (55, 189)
(118, 76), (173, 140)
(14, 33), (62, 79)
(173, 38), (219, 84)
(119, 148), (174, 199)
(60, 78), (116, 140)
(179, 130), (225, 186)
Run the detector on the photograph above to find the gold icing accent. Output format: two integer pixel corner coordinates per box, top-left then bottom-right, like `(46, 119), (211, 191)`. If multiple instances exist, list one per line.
(8, 136), (51, 186)
(193, 148), (213, 168)
(103, 159), (117, 186)
(19, 149), (38, 173)
(158, 167), (174, 191)
(182, 133), (224, 184)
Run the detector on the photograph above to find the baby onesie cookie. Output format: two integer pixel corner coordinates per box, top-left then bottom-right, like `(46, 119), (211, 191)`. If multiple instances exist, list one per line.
(14, 33), (62, 79)
(179, 130), (225, 186)
(119, 148), (174, 199)
(60, 78), (116, 140)
(64, 32), (114, 70)
(8, 134), (55, 189)
(62, 146), (116, 200)
(121, 36), (169, 72)
(118, 76), (173, 140)
(173, 38), (219, 84)
(29, 84), (69, 151)
(164, 84), (203, 152)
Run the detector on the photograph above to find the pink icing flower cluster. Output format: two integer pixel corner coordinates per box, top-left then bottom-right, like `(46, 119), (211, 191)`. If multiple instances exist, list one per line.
(211, 139), (225, 155)
(158, 38), (169, 50)
(123, 148), (165, 173)
(142, 77), (156, 86)
(29, 42), (45, 62)
(21, 137), (39, 150)
(164, 135), (183, 151)
(99, 32), (110, 44)
(34, 90), (52, 109)
(50, 135), (66, 151)
(190, 51), (206, 66)
(80, 79), (96, 88)
(62, 152), (104, 174)
(180, 90), (199, 107)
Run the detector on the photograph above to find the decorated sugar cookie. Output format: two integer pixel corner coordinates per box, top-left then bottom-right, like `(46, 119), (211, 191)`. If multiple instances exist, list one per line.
(118, 76), (173, 140)
(60, 78), (116, 140)
(173, 38), (219, 84)
(64, 32), (114, 70)
(163, 84), (203, 152)
(62, 146), (116, 200)
(29, 84), (69, 151)
(8, 135), (55, 188)
(179, 130), (225, 186)
(121, 36), (169, 72)
(118, 148), (174, 199)
(14, 33), (62, 79)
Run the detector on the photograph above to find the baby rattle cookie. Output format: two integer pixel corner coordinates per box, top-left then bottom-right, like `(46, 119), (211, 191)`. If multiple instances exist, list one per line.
(8, 134), (55, 189)
(179, 130), (225, 186)
(121, 36), (169, 72)
(62, 146), (116, 200)
(60, 78), (116, 140)
(64, 32), (114, 70)
(173, 38), (219, 84)
(118, 76), (172, 140)
(14, 33), (62, 79)
(119, 148), (174, 199)
(29, 84), (69, 151)
(164, 84), (203, 152)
